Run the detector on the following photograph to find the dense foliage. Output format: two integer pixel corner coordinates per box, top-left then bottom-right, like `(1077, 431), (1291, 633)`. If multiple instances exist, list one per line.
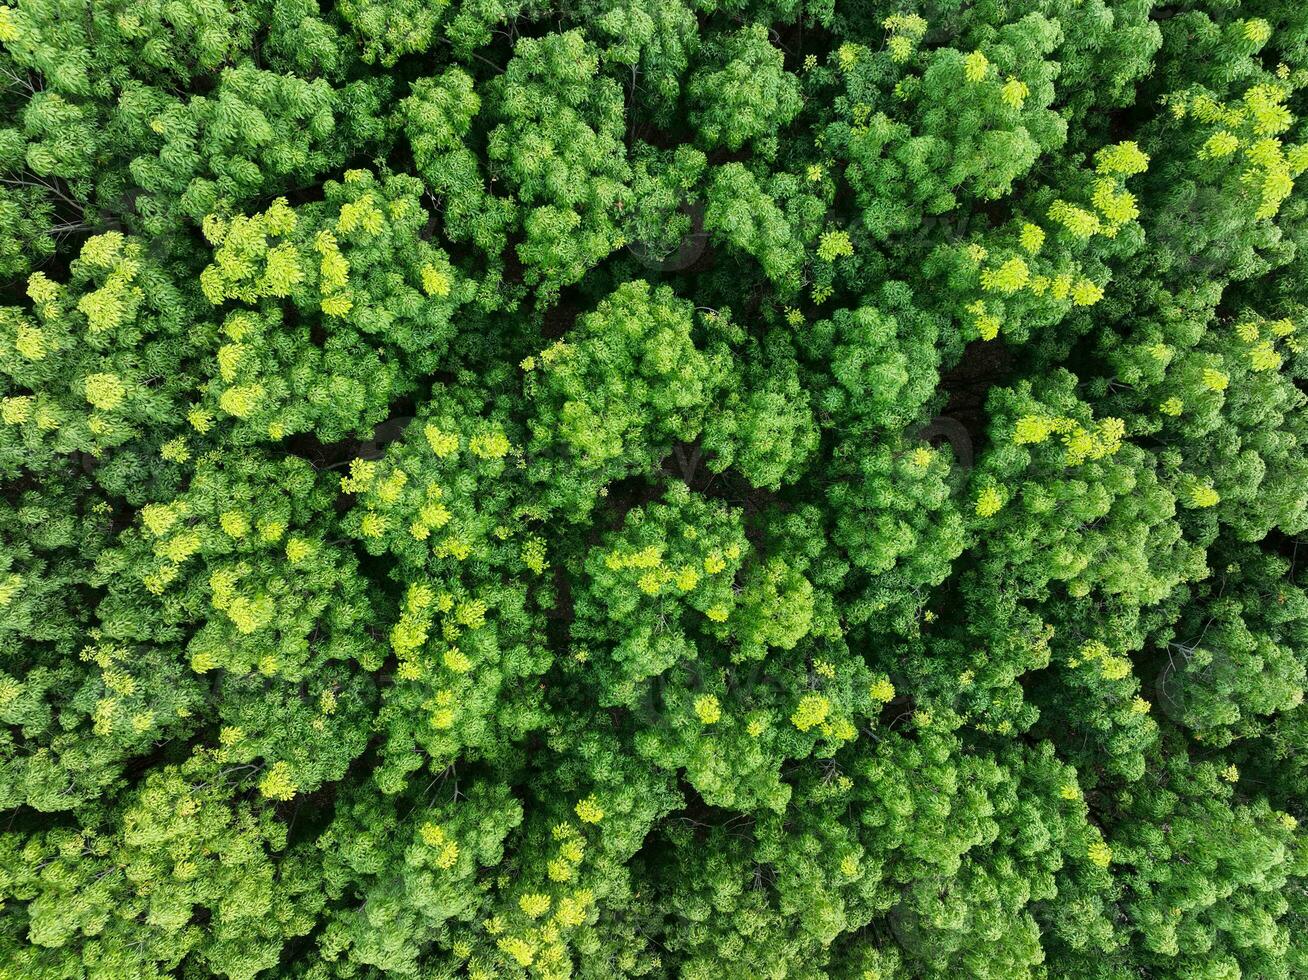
(2, 0), (1308, 976)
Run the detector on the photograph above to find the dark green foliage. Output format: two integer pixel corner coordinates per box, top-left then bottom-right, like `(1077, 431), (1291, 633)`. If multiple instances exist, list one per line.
(2, 0), (1308, 977)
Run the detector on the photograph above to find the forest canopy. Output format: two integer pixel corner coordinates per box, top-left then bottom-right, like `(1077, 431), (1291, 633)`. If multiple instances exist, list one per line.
(2, 0), (1308, 977)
